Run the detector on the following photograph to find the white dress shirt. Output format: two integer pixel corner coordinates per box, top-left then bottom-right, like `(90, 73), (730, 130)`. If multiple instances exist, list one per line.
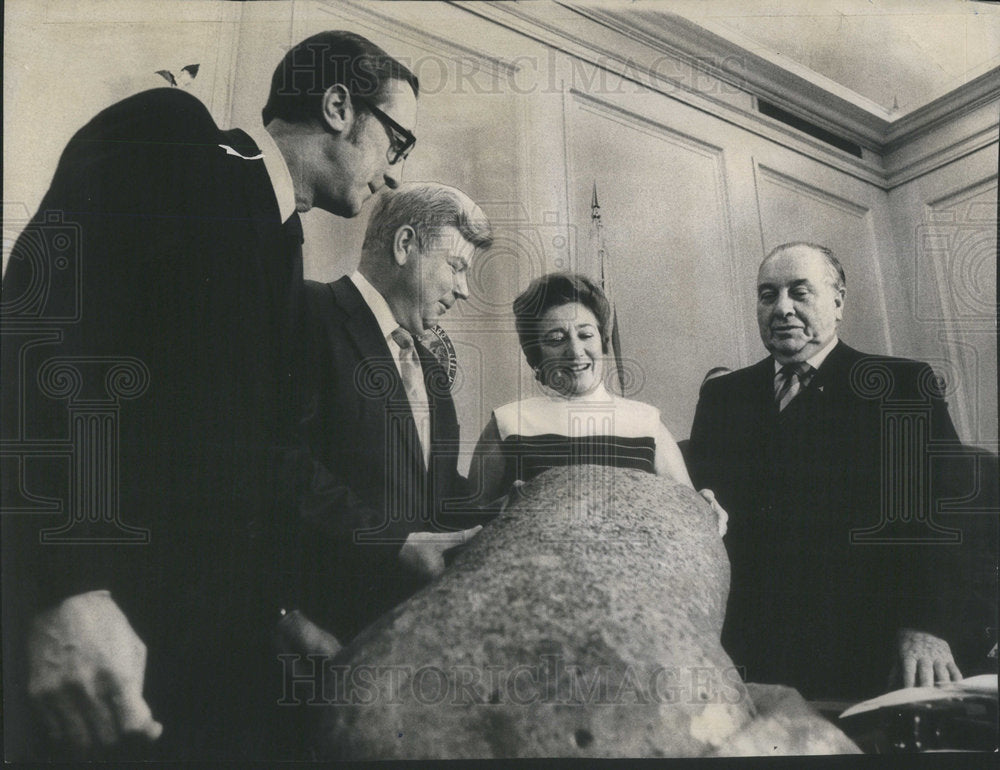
(772, 335), (839, 377)
(244, 122), (297, 223)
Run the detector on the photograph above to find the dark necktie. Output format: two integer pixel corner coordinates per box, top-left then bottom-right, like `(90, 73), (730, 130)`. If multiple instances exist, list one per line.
(283, 211), (304, 245)
(279, 212), (304, 413)
(774, 362), (813, 411)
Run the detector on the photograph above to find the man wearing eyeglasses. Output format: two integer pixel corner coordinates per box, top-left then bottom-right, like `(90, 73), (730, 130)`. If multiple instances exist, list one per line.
(261, 40), (418, 218)
(2, 30), (421, 760)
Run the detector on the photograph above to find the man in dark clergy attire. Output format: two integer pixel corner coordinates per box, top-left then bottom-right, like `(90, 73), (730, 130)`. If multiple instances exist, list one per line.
(2, 30), (418, 759)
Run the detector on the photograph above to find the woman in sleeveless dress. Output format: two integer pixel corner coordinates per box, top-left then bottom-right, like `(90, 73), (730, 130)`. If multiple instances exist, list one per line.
(469, 273), (726, 535)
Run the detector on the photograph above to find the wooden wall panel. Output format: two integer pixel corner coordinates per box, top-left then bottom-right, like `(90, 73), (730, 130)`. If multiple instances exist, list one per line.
(754, 162), (892, 359)
(3, 0), (242, 240)
(926, 182), (998, 446)
(888, 145), (998, 447)
(565, 90), (742, 439)
(6, 0), (994, 456)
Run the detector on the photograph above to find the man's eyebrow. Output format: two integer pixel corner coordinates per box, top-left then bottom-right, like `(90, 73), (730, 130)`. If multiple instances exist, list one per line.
(757, 278), (810, 291)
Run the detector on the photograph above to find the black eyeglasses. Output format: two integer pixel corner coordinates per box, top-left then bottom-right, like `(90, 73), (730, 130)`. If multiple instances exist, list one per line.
(353, 94), (416, 165)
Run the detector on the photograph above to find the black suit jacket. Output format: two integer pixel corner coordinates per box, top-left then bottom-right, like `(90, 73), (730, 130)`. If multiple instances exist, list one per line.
(689, 340), (970, 699)
(1, 88), (307, 757)
(300, 276), (470, 640)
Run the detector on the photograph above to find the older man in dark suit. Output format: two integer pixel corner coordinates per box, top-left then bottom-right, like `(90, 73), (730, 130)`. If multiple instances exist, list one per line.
(688, 242), (969, 702)
(301, 182), (492, 642)
(2, 31), (418, 759)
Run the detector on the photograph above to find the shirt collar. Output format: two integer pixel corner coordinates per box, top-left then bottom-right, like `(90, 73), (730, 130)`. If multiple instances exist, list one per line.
(244, 122), (297, 223)
(350, 271), (400, 343)
(773, 335), (839, 374)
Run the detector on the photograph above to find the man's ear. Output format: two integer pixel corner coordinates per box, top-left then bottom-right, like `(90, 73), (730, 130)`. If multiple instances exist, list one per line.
(320, 84), (351, 133)
(834, 288), (845, 321)
(393, 225), (416, 267)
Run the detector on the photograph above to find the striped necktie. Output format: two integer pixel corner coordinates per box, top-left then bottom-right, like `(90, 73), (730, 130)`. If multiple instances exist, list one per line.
(774, 362), (812, 411)
(391, 327), (431, 469)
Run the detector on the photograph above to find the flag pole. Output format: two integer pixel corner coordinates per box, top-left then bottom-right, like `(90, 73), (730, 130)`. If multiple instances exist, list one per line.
(591, 183), (626, 395)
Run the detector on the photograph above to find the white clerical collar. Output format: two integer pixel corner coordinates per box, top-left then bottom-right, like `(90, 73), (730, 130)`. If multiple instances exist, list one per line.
(350, 271), (400, 342)
(773, 335), (839, 374)
(244, 122), (296, 223)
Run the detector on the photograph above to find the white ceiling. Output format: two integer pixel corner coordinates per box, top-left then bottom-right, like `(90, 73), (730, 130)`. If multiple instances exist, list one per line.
(609, 0), (1000, 117)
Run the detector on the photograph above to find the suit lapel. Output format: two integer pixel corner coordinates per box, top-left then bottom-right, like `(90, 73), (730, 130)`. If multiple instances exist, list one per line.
(219, 128), (283, 260)
(774, 340), (859, 421)
(797, 340), (855, 407)
(809, 340), (857, 392)
(329, 277), (427, 477)
(415, 342), (458, 443)
(221, 128), (304, 408)
(329, 278), (392, 362)
(415, 341), (460, 520)
(745, 357), (780, 418)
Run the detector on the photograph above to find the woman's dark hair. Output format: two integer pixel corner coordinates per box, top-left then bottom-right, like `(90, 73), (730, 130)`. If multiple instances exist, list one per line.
(262, 30), (418, 126)
(513, 272), (612, 369)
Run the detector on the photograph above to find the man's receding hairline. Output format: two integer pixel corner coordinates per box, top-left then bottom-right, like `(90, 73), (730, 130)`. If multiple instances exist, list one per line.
(759, 245), (843, 290)
(761, 242), (824, 266)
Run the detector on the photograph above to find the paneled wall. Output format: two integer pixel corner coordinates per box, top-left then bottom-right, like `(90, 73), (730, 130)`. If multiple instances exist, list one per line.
(3, 0), (243, 210)
(5, 0), (997, 466)
(886, 139), (999, 446)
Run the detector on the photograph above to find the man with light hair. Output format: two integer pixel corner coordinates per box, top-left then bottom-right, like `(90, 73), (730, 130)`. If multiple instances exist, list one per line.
(301, 182), (492, 642)
(688, 241), (968, 702)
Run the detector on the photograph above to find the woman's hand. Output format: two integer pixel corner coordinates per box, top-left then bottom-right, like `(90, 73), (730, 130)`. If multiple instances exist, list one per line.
(398, 527), (484, 582)
(698, 488), (728, 537)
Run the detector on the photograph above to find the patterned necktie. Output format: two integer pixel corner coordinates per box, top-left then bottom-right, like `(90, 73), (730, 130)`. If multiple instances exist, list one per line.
(391, 327), (431, 469)
(774, 362), (812, 411)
